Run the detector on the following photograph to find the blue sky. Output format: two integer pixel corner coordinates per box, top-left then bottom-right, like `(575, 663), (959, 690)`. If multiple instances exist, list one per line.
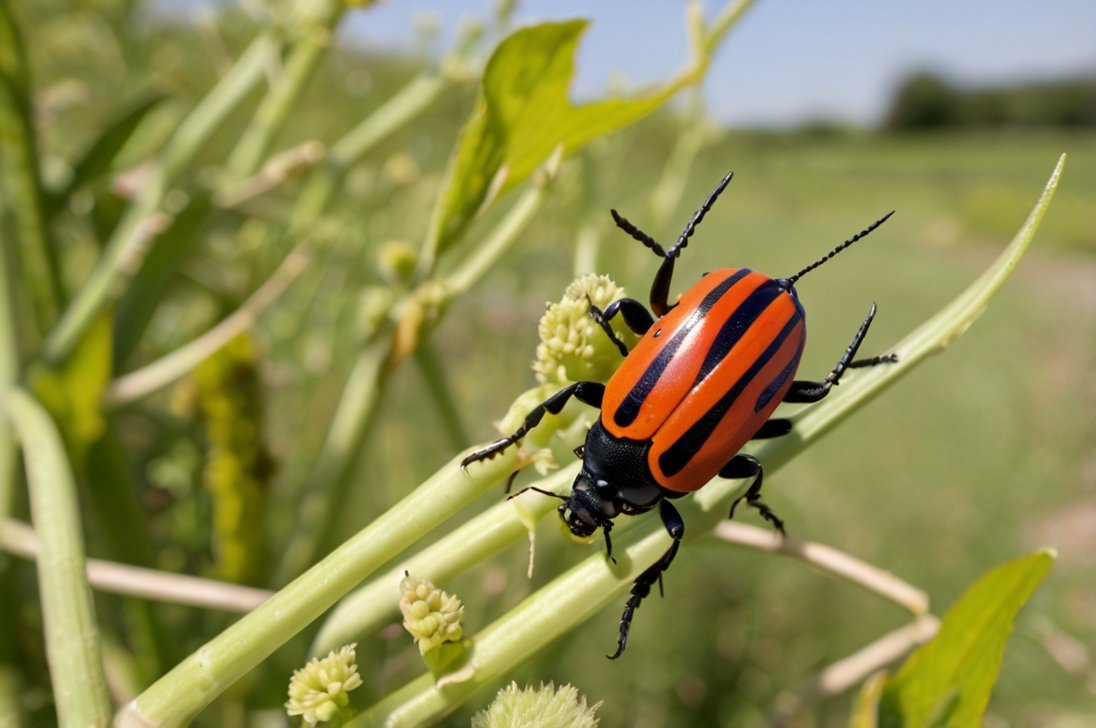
(341, 0), (1096, 127)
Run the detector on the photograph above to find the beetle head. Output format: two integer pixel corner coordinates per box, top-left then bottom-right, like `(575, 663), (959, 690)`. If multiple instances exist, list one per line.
(558, 472), (611, 541)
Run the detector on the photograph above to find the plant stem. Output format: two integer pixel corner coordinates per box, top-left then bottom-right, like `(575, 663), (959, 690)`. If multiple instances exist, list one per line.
(224, 0), (345, 180)
(5, 389), (111, 726)
(291, 70), (450, 229)
(712, 522), (930, 615)
(0, 4), (64, 332)
(0, 518), (273, 613)
(105, 243), (312, 405)
(311, 465), (576, 654)
(121, 449), (518, 727)
(0, 219), (19, 519)
(41, 34), (277, 365)
(776, 615), (940, 718)
(414, 341), (469, 451)
(273, 334), (390, 582)
(443, 152), (561, 296)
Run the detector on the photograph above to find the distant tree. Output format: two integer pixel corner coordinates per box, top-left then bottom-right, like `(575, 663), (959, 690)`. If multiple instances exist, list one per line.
(883, 72), (962, 129)
(882, 70), (1096, 130)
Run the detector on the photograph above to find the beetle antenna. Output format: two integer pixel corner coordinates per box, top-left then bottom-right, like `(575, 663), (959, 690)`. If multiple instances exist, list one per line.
(506, 486), (566, 502)
(785, 211), (894, 287)
(666, 170), (734, 260)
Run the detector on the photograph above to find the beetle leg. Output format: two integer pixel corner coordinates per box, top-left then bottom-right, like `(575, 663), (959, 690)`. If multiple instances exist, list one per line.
(608, 500), (685, 659)
(783, 303), (895, 404)
(849, 353), (899, 369)
(721, 455), (786, 535)
(587, 296), (656, 356)
(750, 418), (793, 440)
(460, 382), (605, 468)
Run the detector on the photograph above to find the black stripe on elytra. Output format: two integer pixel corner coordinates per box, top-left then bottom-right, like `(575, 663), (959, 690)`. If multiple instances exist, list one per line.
(695, 280), (785, 384)
(754, 331), (805, 412)
(613, 269), (753, 429)
(658, 310), (803, 478)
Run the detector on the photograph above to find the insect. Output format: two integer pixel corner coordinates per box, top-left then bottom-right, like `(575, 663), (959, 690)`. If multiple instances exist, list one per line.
(461, 171), (896, 658)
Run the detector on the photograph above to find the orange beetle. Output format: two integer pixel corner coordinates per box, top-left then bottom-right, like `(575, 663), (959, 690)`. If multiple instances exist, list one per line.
(462, 172), (896, 658)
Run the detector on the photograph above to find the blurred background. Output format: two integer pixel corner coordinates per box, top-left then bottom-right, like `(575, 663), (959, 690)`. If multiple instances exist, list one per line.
(4, 0), (1095, 725)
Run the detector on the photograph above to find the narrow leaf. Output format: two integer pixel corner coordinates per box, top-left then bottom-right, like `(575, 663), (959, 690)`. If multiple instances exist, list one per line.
(48, 94), (166, 213)
(877, 549), (1055, 727)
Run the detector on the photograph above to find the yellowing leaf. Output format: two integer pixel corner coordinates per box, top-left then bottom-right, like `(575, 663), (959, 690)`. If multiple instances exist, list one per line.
(877, 549), (1055, 727)
(28, 313), (112, 463)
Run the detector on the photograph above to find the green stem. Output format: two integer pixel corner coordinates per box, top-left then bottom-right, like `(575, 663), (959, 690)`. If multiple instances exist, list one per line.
(0, 4), (63, 332)
(414, 341), (469, 450)
(292, 71), (449, 229)
(5, 389), (110, 726)
(122, 448), (519, 727)
(275, 158), (557, 581)
(443, 154), (560, 295)
(274, 335), (391, 582)
(224, 1), (345, 180)
(312, 465), (576, 654)
(106, 242), (312, 405)
(0, 215), (19, 519)
(40, 34), (277, 365)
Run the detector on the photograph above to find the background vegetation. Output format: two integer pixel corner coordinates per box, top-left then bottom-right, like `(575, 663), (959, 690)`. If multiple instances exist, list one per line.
(1, 0), (1093, 725)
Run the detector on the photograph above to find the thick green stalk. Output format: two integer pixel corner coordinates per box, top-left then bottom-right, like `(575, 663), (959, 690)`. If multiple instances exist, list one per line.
(312, 465), (576, 654)
(5, 389), (110, 727)
(41, 34), (277, 365)
(120, 448), (520, 727)
(0, 5), (63, 332)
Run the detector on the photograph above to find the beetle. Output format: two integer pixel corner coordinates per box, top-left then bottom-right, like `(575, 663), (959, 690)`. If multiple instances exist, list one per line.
(461, 171), (896, 658)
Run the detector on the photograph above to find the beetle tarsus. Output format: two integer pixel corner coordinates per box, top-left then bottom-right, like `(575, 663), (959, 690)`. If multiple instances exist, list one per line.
(608, 500), (684, 659)
(722, 455), (786, 536)
(783, 303), (895, 404)
(461, 382), (607, 468)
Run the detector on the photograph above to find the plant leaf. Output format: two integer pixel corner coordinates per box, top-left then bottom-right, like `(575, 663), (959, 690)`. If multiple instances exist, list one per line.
(27, 313), (112, 464)
(48, 93), (166, 213)
(876, 549), (1056, 727)
(424, 19), (703, 262)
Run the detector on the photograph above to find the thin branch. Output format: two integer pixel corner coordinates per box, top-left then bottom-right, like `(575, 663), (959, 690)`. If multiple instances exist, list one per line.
(712, 521), (930, 615)
(105, 243), (312, 406)
(772, 616), (940, 721)
(0, 519), (272, 613)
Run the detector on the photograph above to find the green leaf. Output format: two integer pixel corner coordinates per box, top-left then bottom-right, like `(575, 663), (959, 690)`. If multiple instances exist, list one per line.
(48, 93), (166, 213)
(112, 188), (213, 366)
(27, 313), (112, 464)
(424, 19), (702, 262)
(877, 549), (1056, 727)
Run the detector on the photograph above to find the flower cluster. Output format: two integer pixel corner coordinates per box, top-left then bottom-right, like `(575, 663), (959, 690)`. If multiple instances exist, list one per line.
(533, 274), (636, 386)
(472, 681), (601, 728)
(399, 573), (464, 655)
(285, 644), (364, 725)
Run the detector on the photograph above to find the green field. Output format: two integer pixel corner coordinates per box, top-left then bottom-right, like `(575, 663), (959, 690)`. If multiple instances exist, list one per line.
(2, 3), (1094, 726)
